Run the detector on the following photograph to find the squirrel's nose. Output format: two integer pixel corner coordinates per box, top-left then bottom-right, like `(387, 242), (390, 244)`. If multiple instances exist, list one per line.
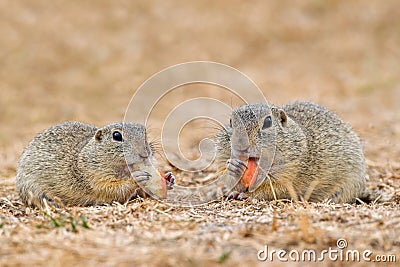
(138, 144), (151, 159)
(233, 147), (249, 154)
(232, 147), (250, 161)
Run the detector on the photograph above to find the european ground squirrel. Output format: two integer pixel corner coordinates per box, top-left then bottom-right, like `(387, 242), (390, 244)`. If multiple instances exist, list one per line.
(216, 101), (365, 203)
(16, 121), (174, 207)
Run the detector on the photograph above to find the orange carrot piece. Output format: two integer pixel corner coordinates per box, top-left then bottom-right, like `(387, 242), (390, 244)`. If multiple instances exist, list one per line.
(241, 159), (258, 188)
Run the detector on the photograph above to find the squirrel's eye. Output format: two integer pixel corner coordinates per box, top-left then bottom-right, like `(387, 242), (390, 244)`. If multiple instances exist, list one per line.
(262, 116), (272, 129)
(112, 131), (123, 142)
(229, 118), (232, 128)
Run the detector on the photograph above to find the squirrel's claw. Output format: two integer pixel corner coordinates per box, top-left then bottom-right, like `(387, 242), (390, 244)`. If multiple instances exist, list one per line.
(163, 171), (175, 190)
(226, 191), (247, 201)
(131, 171), (151, 184)
(227, 158), (247, 177)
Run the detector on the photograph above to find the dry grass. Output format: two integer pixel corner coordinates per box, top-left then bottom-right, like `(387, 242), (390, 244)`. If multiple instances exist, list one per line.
(1, 0), (400, 266)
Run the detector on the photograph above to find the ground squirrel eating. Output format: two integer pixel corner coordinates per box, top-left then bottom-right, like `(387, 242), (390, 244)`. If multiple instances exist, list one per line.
(216, 101), (365, 203)
(16, 121), (174, 207)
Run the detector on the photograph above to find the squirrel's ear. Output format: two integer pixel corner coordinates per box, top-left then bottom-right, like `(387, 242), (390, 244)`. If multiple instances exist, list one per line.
(279, 109), (288, 127)
(94, 129), (103, 141)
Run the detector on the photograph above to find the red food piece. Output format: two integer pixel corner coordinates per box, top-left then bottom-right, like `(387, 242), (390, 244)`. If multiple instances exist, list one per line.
(241, 159), (258, 188)
(156, 169), (167, 199)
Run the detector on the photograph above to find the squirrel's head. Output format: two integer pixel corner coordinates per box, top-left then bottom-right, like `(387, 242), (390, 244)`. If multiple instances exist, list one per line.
(82, 122), (152, 180)
(228, 103), (290, 162)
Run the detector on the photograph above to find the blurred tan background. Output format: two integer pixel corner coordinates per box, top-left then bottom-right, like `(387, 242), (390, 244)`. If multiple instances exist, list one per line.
(1, 0), (399, 174)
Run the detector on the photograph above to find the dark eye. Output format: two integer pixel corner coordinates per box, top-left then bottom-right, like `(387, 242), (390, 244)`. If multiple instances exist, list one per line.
(229, 118), (232, 128)
(112, 131), (123, 142)
(262, 116), (272, 129)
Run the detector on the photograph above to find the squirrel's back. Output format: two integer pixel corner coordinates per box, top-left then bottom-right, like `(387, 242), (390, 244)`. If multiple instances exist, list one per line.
(283, 101), (365, 202)
(16, 121), (97, 206)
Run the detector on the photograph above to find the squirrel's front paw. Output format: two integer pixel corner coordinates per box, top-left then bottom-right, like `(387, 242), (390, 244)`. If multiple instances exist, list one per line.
(227, 158), (247, 177)
(163, 171), (175, 190)
(131, 171), (151, 184)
